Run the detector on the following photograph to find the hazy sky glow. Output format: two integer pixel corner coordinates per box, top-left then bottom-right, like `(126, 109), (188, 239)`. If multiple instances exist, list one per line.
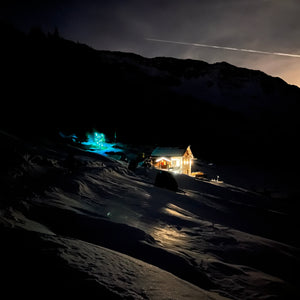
(1, 0), (300, 87)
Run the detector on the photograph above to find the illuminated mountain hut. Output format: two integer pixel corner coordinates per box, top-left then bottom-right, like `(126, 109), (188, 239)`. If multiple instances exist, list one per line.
(151, 146), (194, 176)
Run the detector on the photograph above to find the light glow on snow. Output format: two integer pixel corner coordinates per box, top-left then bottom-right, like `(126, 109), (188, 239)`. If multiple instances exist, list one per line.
(81, 131), (121, 155)
(59, 132), (78, 142)
(149, 224), (187, 248)
(82, 132), (106, 150)
(60, 131), (121, 156)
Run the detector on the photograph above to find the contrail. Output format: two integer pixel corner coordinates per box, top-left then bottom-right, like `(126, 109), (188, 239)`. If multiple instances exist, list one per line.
(145, 38), (300, 58)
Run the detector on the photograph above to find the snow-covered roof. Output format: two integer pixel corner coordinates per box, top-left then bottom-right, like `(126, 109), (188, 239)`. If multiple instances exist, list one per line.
(151, 147), (187, 157)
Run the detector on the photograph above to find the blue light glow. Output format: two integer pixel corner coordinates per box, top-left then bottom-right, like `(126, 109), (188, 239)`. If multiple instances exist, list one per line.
(82, 132), (106, 150)
(81, 131), (121, 155)
(59, 132), (78, 142)
(59, 131), (121, 156)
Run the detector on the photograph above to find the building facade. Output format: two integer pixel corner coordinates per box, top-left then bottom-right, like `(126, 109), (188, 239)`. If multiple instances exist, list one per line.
(151, 146), (194, 176)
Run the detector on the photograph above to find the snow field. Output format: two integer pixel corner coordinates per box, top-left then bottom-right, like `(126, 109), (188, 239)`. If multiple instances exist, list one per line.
(0, 137), (299, 299)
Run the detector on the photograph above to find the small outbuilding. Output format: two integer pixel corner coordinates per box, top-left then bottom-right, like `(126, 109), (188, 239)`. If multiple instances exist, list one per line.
(151, 146), (194, 176)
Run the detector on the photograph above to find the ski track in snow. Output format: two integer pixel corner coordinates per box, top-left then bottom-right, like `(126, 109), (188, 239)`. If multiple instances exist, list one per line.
(0, 138), (299, 299)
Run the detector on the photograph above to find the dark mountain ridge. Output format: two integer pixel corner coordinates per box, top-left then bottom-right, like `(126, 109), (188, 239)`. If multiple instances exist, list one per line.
(1, 22), (300, 168)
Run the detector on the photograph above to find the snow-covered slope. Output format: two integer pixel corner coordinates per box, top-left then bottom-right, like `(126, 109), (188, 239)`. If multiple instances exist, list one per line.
(0, 132), (299, 299)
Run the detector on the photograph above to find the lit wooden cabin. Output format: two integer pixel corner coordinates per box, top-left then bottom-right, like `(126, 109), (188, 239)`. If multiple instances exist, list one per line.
(151, 146), (194, 176)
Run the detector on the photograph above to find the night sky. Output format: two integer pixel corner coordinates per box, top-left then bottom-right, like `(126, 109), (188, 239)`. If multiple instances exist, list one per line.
(1, 0), (300, 87)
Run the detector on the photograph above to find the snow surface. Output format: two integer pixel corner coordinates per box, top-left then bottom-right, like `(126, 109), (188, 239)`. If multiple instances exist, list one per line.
(0, 133), (299, 299)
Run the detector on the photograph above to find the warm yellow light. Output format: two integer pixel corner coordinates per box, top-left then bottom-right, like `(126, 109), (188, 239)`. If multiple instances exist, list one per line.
(155, 157), (171, 163)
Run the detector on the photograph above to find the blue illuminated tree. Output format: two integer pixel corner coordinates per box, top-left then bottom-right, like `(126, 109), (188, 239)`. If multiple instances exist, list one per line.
(94, 132), (105, 149)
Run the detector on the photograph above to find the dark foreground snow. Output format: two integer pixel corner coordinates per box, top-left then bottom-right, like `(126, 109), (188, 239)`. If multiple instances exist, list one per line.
(0, 132), (299, 299)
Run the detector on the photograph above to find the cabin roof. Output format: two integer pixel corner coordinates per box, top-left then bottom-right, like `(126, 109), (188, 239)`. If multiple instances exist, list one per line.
(151, 147), (187, 157)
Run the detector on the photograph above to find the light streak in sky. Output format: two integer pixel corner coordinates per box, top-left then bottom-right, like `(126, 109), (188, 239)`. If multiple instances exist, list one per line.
(145, 38), (300, 58)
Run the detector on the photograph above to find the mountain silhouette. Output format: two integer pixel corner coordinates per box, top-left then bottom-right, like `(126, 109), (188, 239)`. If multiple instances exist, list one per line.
(1, 21), (299, 168)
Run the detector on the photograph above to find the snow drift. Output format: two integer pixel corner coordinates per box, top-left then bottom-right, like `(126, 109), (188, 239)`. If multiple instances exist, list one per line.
(0, 131), (299, 299)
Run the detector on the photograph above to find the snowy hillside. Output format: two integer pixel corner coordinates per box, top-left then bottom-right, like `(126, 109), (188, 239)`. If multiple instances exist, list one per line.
(1, 131), (299, 299)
